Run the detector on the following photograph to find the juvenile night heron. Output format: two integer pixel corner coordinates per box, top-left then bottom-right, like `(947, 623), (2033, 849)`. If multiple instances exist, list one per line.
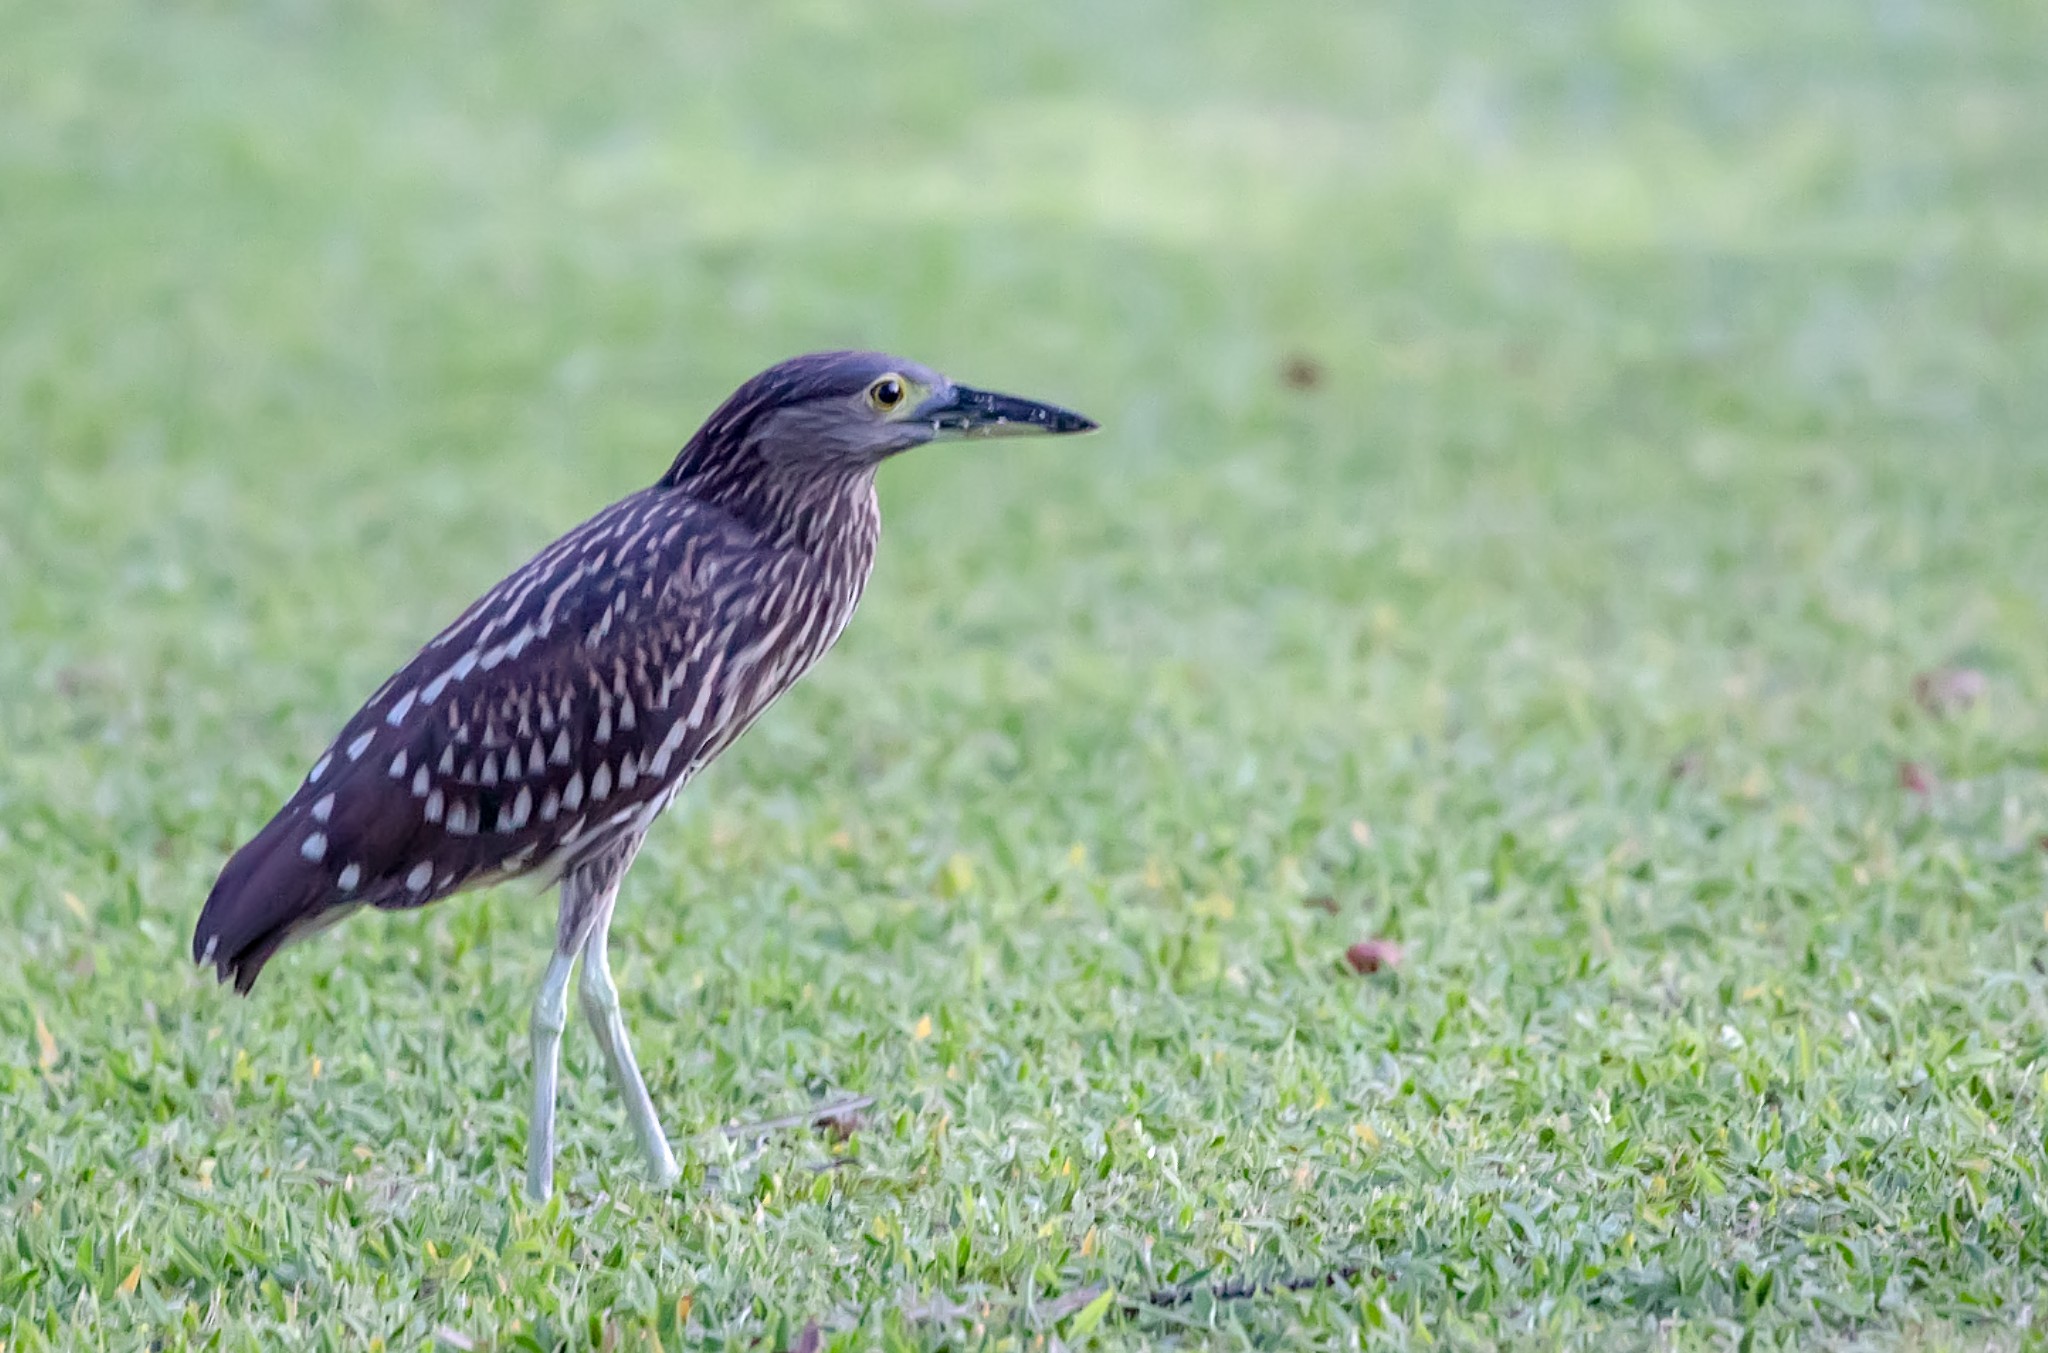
(192, 351), (1096, 1200)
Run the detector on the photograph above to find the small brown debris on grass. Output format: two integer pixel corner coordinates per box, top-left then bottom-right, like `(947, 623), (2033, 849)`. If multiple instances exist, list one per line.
(1898, 761), (1937, 797)
(1280, 352), (1325, 390)
(1304, 895), (1340, 915)
(1344, 938), (1405, 974)
(817, 1102), (866, 1142)
(721, 1094), (877, 1140)
(786, 1320), (824, 1353)
(1913, 667), (1987, 717)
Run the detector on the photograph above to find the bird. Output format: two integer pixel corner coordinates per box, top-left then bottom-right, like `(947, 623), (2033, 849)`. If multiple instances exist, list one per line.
(191, 350), (1097, 1201)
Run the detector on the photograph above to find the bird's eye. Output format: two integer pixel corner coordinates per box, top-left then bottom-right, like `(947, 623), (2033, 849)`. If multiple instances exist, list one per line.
(867, 376), (906, 412)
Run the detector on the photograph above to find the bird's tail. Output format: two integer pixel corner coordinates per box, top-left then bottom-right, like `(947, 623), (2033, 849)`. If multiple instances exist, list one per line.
(192, 811), (342, 994)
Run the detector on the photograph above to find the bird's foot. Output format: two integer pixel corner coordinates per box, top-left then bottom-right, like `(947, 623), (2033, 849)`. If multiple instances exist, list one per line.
(637, 1125), (681, 1189)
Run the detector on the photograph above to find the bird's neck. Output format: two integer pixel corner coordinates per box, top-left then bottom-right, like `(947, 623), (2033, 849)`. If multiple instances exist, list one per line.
(663, 448), (880, 565)
(760, 466), (881, 566)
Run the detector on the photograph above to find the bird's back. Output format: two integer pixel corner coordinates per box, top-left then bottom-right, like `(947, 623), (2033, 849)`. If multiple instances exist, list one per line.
(195, 477), (879, 992)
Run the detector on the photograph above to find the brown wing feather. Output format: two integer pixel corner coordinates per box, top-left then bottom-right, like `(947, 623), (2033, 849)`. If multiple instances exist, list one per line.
(193, 487), (803, 991)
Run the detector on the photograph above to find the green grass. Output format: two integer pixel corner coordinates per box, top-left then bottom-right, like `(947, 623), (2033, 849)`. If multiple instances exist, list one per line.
(6, 1), (2048, 1347)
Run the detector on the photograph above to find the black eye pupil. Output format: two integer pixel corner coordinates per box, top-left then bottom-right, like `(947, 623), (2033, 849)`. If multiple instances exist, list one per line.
(875, 379), (901, 406)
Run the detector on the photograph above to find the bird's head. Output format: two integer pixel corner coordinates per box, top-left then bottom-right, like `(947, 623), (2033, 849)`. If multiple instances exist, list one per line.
(667, 350), (1097, 488)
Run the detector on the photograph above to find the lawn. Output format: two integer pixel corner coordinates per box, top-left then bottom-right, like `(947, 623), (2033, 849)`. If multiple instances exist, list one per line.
(5, 1), (2048, 1347)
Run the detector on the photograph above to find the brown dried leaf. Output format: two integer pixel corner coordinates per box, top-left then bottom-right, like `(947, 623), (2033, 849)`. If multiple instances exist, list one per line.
(817, 1105), (865, 1143)
(1280, 353), (1325, 390)
(1344, 938), (1405, 975)
(1913, 667), (1988, 717)
(721, 1095), (875, 1139)
(1898, 761), (1937, 797)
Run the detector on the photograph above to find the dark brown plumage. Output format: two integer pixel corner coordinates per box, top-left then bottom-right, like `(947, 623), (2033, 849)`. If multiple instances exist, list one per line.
(195, 477), (872, 989)
(189, 349), (1096, 1199)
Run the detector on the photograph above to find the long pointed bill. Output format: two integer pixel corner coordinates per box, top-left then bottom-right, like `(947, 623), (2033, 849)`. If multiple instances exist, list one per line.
(920, 384), (1098, 439)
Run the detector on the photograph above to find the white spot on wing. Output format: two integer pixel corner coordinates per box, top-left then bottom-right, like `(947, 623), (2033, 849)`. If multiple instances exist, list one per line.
(301, 832), (328, 862)
(651, 719), (688, 775)
(551, 730), (571, 765)
(311, 793), (334, 824)
(424, 788), (445, 823)
(540, 789), (560, 822)
(307, 752), (332, 784)
(406, 861), (433, 892)
(389, 749), (408, 778)
(562, 772), (584, 812)
(591, 763), (612, 801)
(412, 764), (430, 797)
(504, 746), (523, 780)
(729, 618), (790, 689)
(686, 652), (724, 728)
(347, 731), (375, 761)
(386, 689), (417, 725)
(337, 863), (362, 891)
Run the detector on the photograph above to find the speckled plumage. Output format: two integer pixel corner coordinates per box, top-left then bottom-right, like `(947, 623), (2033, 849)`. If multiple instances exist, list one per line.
(196, 355), (889, 990)
(190, 349), (1095, 1199)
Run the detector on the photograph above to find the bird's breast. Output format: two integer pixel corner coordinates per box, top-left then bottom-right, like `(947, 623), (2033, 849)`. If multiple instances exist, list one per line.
(651, 484), (879, 771)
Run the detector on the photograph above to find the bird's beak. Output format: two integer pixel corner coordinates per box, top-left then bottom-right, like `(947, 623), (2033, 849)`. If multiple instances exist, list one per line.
(920, 384), (1099, 439)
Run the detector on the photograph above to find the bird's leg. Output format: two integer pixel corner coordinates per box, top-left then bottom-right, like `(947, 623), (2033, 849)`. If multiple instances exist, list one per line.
(579, 913), (680, 1187)
(526, 857), (621, 1203)
(524, 835), (654, 1201)
(525, 945), (577, 1203)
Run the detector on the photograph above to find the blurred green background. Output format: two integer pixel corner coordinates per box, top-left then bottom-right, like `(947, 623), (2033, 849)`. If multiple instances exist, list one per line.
(4, 2), (2048, 1348)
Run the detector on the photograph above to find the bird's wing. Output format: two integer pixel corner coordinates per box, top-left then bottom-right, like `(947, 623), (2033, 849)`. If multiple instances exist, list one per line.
(194, 486), (785, 991)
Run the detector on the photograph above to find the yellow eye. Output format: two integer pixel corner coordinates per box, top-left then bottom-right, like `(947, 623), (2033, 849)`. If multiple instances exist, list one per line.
(867, 375), (906, 412)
